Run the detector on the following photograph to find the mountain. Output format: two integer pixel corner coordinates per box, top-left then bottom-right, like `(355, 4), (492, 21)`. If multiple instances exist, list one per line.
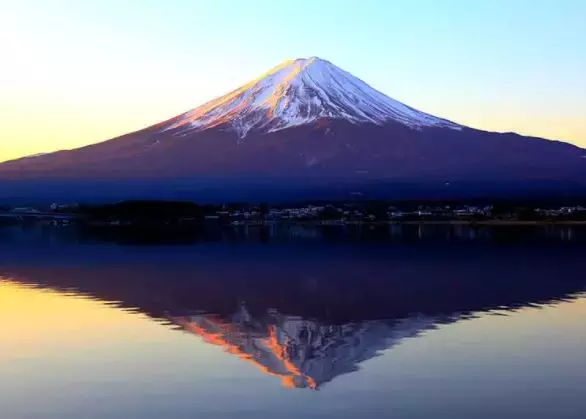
(1, 57), (585, 201)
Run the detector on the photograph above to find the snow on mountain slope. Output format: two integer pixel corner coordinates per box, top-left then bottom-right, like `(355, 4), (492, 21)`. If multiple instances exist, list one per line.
(165, 57), (461, 138)
(171, 303), (442, 390)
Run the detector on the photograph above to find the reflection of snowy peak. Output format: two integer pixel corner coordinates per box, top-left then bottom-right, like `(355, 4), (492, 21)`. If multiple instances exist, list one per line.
(166, 57), (461, 138)
(171, 304), (440, 390)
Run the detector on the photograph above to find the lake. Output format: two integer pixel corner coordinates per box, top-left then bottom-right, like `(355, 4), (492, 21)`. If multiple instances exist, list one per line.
(1, 224), (585, 419)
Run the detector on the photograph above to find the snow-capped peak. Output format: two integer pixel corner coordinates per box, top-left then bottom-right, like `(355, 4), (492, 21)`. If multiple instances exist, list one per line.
(166, 57), (461, 138)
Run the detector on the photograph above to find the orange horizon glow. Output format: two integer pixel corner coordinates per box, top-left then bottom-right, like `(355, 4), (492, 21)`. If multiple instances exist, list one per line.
(0, 279), (163, 357)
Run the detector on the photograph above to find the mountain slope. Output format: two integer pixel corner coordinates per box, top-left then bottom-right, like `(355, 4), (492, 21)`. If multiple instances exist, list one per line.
(1, 57), (585, 200)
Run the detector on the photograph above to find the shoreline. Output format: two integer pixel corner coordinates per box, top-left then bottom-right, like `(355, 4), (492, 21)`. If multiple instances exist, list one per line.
(6, 219), (586, 229)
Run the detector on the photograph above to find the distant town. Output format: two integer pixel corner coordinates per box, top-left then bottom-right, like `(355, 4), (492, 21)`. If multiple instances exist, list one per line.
(3, 199), (586, 227)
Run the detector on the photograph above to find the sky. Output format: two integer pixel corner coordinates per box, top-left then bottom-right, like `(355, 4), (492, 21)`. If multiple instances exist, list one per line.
(1, 0), (585, 162)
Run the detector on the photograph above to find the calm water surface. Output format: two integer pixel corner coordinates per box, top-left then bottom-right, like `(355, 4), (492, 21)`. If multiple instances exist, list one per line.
(1, 224), (585, 419)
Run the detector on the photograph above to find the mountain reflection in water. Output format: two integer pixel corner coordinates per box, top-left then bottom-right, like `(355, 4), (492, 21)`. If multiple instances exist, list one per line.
(1, 224), (585, 390)
(170, 306), (443, 389)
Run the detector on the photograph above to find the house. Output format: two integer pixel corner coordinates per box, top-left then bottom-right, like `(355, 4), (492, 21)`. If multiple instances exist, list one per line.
(50, 203), (78, 211)
(389, 211), (408, 219)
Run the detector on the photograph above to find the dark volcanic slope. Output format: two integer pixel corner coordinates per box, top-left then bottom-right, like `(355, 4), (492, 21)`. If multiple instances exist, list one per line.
(2, 120), (584, 182)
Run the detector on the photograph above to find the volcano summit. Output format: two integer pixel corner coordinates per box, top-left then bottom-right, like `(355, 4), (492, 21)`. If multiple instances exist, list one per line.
(1, 57), (585, 202)
(165, 57), (461, 137)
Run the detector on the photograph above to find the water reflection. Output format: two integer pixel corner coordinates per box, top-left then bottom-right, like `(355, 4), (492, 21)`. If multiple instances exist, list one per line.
(5, 222), (586, 245)
(170, 305), (444, 389)
(1, 225), (585, 391)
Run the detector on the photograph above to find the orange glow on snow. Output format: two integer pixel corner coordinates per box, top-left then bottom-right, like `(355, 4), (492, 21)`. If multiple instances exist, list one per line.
(174, 315), (317, 389)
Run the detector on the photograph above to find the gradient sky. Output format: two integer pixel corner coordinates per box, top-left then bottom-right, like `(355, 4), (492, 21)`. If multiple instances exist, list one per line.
(1, 0), (585, 162)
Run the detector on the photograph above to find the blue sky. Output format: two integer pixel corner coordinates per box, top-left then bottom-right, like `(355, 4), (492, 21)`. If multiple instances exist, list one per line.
(1, 0), (585, 161)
